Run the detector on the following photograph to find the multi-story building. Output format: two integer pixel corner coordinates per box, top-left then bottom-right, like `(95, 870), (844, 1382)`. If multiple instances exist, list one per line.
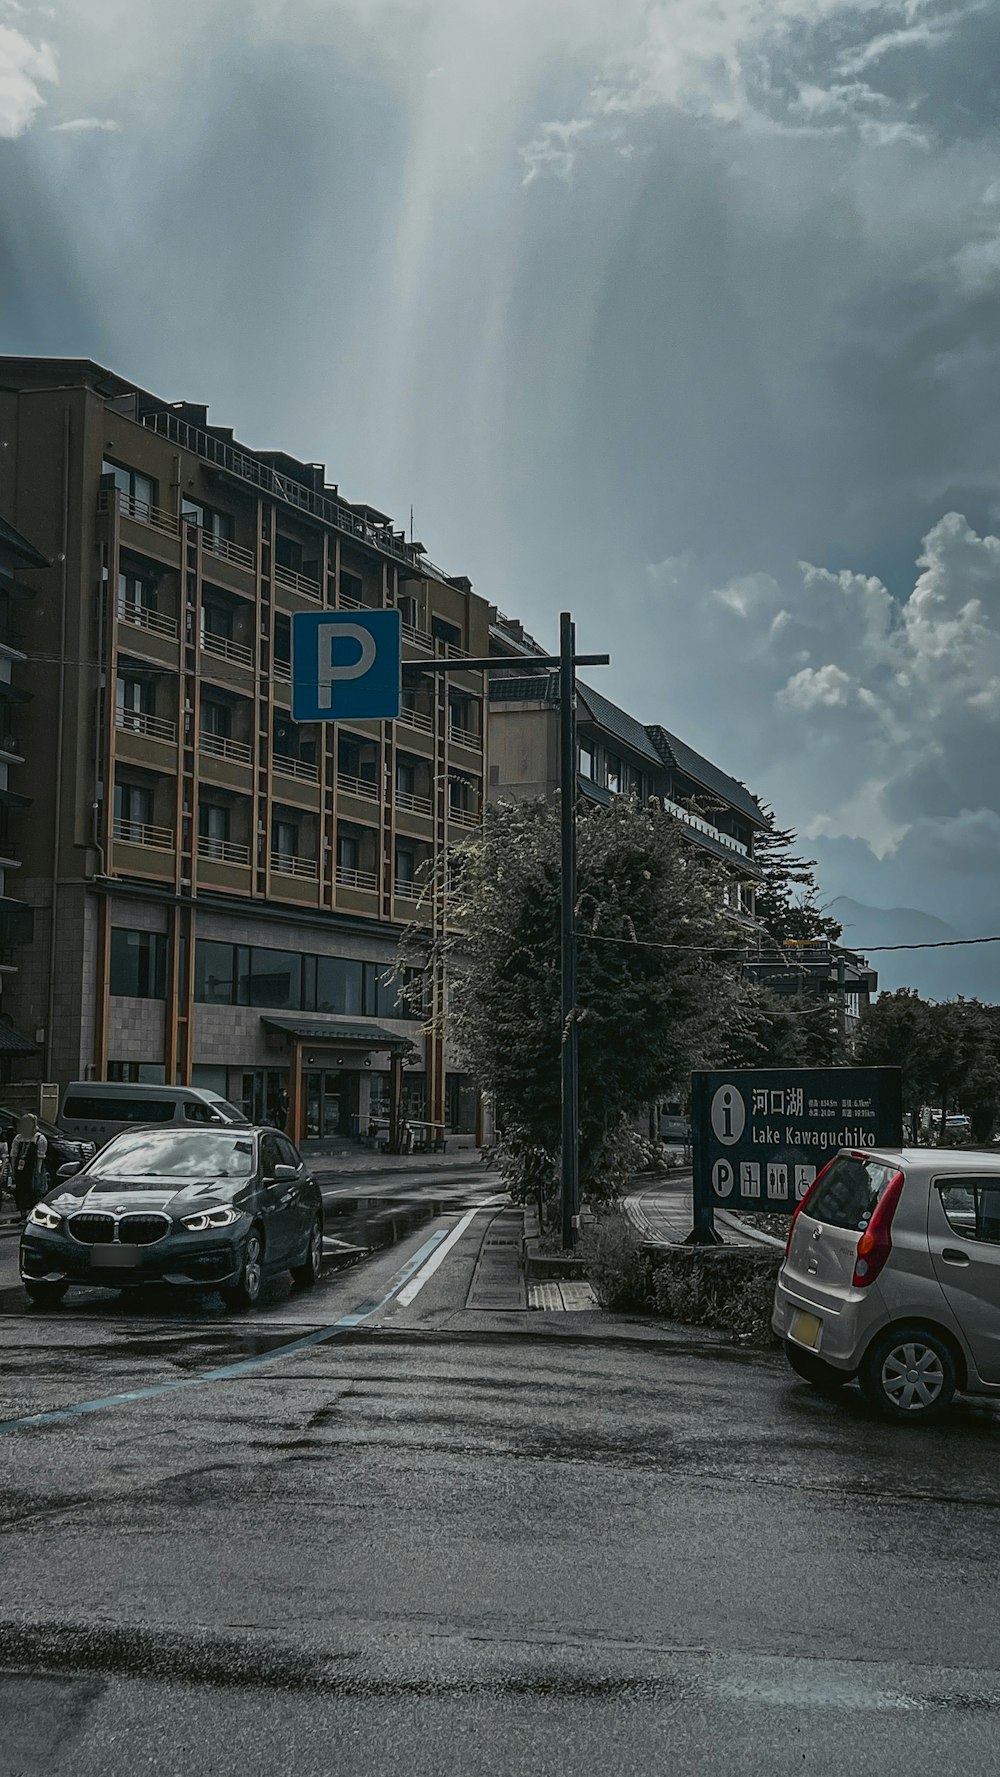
(0, 357), (488, 1144)
(487, 611), (767, 911)
(0, 517), (42, 1076)
(747, 939), (878, 1037)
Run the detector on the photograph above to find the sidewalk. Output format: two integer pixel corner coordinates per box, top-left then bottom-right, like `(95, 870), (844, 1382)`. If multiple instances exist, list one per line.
(623, 1179), (780, 1248)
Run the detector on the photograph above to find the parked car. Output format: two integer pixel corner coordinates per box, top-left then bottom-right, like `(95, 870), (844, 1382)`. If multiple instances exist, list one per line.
(0, 1107), (95, 1190)
(773, 1147), (1000, 1420)
(58, 1081), (249, 1150)
(20, 1125), (323, 1309)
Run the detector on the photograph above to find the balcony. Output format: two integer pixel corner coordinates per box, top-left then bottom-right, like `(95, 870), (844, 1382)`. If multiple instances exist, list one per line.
(200, 731), (253, 766)
(337, 772), (379, 803)
(396, 789), (434, 818)
(271, 851), (318, 880)
(448, 803), (481, 828)
(273, 751), (320, 784)
(113, 817), (174, 850)
(273, 658), (292, 683)
(116, 707), (177, 744)
(336, 865), (378, 892)
(274, 562), (321, 602)
(117, 602), (179, 642)
(402, 621), (433, 650)
(198, 834), (251, 866)
(199, 530), (256, 574)
(448, 724), (481, 751)
(201, 631), (254, 669)
(394, 878), (423, 901)
(663, 795), (749, 857)
(100, 486), (178, 537)
(398, 706), (434, 737)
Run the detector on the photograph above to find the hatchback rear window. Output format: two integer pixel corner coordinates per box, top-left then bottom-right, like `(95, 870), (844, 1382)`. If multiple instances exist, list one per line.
(806, 1156), (900, 1232)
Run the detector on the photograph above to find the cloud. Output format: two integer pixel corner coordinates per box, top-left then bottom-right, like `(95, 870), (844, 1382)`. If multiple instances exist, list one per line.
(520, 118), (592, 186)
(49, 115), (120, 133)
(0, 21), (56, 137)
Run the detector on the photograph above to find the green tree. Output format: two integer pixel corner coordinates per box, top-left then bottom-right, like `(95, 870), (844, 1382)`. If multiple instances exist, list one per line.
(752, 810), (843, 948)
(855, 988), (934, 1141)
(727, 980), (835, 1069)
(403, 795), (743, 1212)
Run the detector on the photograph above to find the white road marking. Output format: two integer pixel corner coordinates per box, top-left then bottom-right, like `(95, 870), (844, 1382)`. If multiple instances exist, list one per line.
(394, 1206), (483, 1306)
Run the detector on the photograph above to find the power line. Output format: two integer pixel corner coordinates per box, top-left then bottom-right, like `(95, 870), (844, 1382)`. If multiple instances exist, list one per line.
(576, 929), (1000, 957)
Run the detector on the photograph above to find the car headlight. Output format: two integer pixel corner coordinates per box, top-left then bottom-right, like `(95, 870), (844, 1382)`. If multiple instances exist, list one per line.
(180, 1206), (240, 1232)
(28, 1203), (61, 1231)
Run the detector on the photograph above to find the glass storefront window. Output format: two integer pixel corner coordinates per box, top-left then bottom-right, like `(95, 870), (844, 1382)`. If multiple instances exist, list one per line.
(194, 940), (235, 1004)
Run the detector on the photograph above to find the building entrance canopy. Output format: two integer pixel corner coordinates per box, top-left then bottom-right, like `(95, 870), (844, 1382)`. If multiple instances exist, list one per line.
(261, 1014), (417, 1150)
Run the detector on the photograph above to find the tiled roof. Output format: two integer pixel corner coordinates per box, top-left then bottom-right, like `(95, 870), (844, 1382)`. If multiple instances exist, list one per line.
(0, 515), (47, 570)
(261, 1014), (416, 1052)
(576, 683), (663, 766)
(0, 1020), (36, 1055)
(646, 725), (767, 828)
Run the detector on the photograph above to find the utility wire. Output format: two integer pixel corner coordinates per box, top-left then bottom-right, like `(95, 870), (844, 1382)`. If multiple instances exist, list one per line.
(576, 930), (1000, 956)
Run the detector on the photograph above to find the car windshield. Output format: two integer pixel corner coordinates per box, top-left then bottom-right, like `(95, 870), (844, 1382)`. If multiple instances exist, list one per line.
(86, 1129), (256, 1182)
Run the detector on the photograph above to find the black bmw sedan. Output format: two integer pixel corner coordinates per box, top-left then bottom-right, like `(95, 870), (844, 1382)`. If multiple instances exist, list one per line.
(20, 1125), (324, 1309)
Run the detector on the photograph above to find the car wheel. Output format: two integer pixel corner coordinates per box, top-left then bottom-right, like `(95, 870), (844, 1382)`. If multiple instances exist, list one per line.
(784, 1340), (850, 1393)
(858, 1326), (957, 1421)
(291, 1215), (323, 1289)
(24, 1280), (68, 1308)
(222, 1228), (264, 1310)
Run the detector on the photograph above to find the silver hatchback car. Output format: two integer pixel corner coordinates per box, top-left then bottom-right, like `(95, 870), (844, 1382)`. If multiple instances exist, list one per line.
(773, 1147), (1000, 1420)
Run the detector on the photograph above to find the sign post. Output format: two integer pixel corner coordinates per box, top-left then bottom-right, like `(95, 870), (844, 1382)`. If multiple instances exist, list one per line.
(689, 1067), (903, 1243)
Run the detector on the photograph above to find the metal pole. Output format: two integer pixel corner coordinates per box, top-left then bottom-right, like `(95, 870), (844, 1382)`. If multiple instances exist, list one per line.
(559, 612), (579, 1250)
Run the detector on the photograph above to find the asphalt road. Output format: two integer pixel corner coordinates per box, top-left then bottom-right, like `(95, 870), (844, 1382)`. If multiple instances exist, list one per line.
(2, 1205), (1000, 1776)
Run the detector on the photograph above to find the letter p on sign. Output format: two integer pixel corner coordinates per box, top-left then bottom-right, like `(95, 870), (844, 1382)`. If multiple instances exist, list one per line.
(292, 610), (401, 721)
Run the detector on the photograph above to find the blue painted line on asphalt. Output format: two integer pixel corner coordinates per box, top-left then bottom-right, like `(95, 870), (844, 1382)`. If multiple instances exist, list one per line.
(0, 1224), (451, 1433)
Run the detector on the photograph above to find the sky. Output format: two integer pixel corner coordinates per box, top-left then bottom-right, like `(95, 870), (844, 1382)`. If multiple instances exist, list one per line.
(3, 0), (1000, 996)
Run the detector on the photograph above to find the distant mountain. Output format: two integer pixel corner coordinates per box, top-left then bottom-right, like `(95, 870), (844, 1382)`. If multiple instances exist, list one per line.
(829, 897), (1000, 1003)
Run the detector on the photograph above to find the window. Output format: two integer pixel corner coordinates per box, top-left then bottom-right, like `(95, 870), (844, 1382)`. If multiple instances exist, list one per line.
(398, 595), (419, 628)
(396, 759), (416, 798)
(62, 1093), (175, 1124)
(201, 699), (232, 740)
(939, 1180), (1000, 1244)
(276, 1136), (300, 1169)
(260, 1132), (283, 1177)
(114, 780), (154, 829)
(109, 928), (168, 999)
(199, 803), (230, 843)
(107, 1062), (167, 1083)
(606, 755), (622, 795)
(395, 845), (416, 884)
(183, 499), (233, 543)
(806, 1156), (901, 1232)
(274, 611), (291, 666)
(275, 534), (303, 572)
(579, 739), (596, 780)
(315, 956), (364, 1014)
(338, 733), (378, 784)
(337, 829), (360, 873)
(431, 616), (462, 649)
(201, 600), (233, 641)
(249, 949), (301, 1010)
(194, 940), (236, 1004)
(103, 460), (156, 511)
(339, 569), (363, 605)
(376, 967), (423, 1021)
(116, 675), (154, 719)
(184, 1100), (220, 1123)
(274, 818), (298, 858)
(117, 571), (157, 617)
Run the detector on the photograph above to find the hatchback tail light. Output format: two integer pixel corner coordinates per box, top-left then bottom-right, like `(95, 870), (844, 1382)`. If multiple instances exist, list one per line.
(784, 1160), (834, 1256)
(852, 1169), (905, 1288)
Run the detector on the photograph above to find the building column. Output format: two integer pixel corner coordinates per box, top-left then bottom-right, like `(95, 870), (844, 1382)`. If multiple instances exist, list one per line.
(289, 1040), (304, 1144)
(389, 1051), (403, 1153)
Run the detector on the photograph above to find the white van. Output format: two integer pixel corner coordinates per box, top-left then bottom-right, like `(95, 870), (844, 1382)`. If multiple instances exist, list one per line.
(58, 1082), (249, 1150)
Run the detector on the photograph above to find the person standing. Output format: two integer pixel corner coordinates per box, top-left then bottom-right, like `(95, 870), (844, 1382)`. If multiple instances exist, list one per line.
(11, 1113), (47, 1218)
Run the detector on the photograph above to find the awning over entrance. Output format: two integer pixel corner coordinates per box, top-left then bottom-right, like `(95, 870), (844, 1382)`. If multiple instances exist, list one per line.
(261, 1014), (415, 1055)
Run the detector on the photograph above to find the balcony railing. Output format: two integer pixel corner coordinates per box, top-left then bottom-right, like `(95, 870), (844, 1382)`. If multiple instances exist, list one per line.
(100, 486), (178, 536)
(273, 751), (320, 784)
(402, 621), (433, 649)
(448, 724), (482, 751)
(195, 529), (256, 573)
(394, 878), (423, 900)
(337, 772), (379, 802)
(448, 803), (481, 827)
(200, 731), (253, 766)
(113, 817), (174, 850)
(201, 630), (254, 669)
(398, 706), (434, 735)
(662, 795), (749, 857)
(336, 865), (378, 892)
(273, 658), (292, 683)
(198, 834), (251, 866)
(115, 707), (177, 744)
(436, 638), (470, 661)
(118, 601), (179, 641)
(274, 562), (322, 601)
(396, 789), (434, 817)
(271, 851), (318, 879)
(336, 591), (365, 611)
(141, 409), (443, 576)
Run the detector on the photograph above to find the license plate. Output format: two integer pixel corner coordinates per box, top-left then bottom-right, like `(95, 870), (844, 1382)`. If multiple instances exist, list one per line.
(790, 1309), (822, 1351)
(90, 1245), (142, 1270)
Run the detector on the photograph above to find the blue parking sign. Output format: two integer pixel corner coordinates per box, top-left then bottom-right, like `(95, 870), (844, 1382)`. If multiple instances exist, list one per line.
(291, 610), (401, 721)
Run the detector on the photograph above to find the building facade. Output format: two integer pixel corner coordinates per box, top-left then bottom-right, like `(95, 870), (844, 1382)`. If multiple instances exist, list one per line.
(0, 358), (488, 1143)
(0, 517), (42, 1076)
(486, 611), (768, 906)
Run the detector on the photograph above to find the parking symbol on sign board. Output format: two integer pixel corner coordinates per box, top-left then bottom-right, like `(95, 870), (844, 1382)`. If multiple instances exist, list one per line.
(292, 609), (401, 721)
(712, 1159), (735, 1198)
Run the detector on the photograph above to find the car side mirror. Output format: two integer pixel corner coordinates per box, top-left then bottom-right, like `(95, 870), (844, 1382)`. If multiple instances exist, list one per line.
(57, 1161), (82, 1180)
(270, 1163), (298, 1183)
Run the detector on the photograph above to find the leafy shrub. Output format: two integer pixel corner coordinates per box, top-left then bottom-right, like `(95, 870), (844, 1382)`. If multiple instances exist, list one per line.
(579, 1211), (781, 1345)
(576, 1212), (651, 1310)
